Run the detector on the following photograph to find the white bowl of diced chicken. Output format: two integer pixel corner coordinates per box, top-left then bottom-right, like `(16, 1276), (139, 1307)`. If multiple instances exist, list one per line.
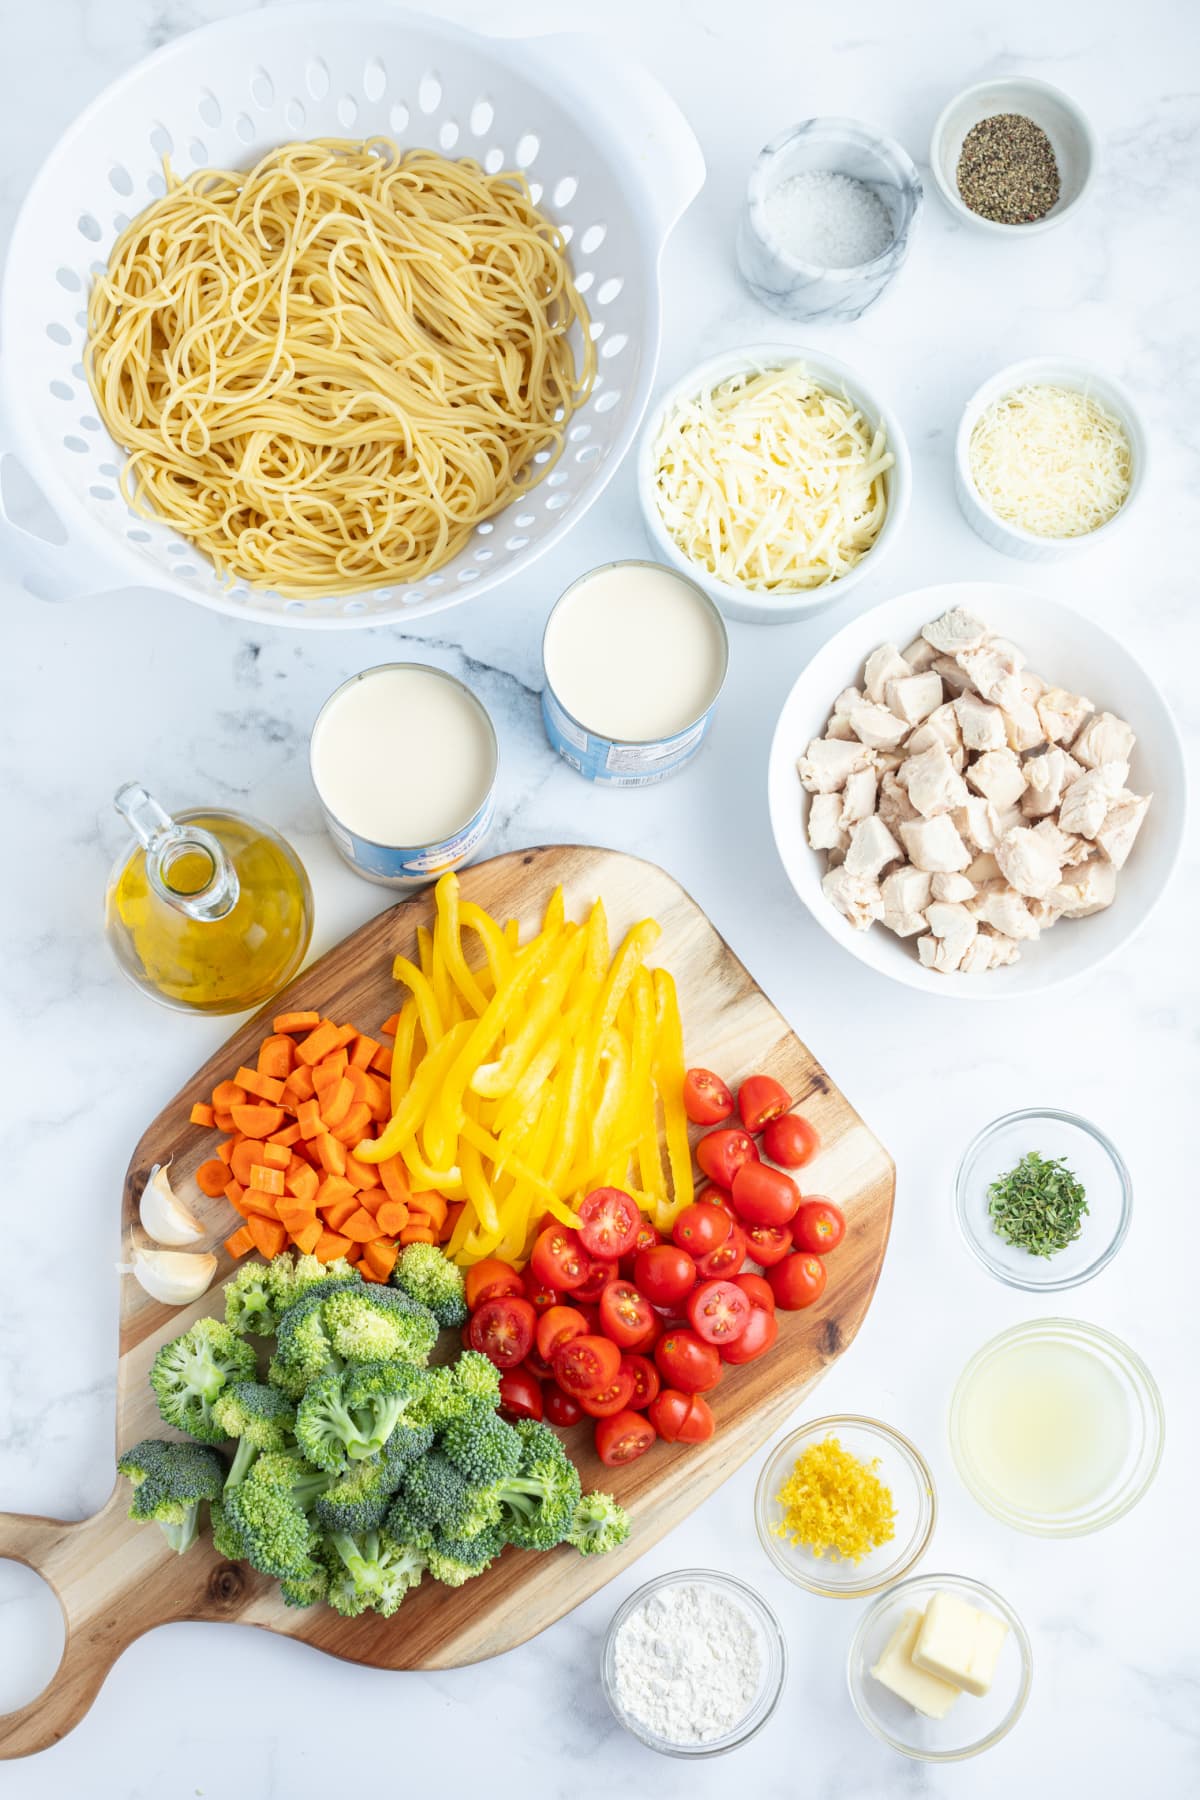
(767, 582), (1185, 995)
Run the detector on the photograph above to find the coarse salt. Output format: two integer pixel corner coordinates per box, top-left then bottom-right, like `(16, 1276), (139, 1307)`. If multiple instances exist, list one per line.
(611, 1581), (765, 1745)
(763, 170), (893, 269)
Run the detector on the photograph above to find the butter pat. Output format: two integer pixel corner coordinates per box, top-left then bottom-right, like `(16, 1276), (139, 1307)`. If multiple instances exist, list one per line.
(912, 1591), (1008, 1698)
(870, 1608), (961, 1719)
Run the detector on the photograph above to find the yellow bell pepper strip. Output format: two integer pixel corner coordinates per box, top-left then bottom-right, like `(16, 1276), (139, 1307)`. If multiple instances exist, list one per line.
(612, 967), (657, 1170)
(563, 1027), (630, 1195)
(469, 927), (585, 1100)
(541, 884), (565, 938)
(503, 918), (520, 952)
(496, 1092), (562, 1260)
(416, 924), (435, 980)
(390, 953), (444, 1052)
(546, 1035), (591, 1193)
(460, 899), (515, 989)
(654, 967), (694, 1223)
(434, 873), (489, 1017)
(493, 1023), (569, 1135)
(426, 917), (455, 1025)
(400, 1134), (464, 1197)
(355, 1020), (472, 1163)
(389, 996), (420, 1111)
(459, 1137), (501, 1236)
(460, 1116), (559, 1207)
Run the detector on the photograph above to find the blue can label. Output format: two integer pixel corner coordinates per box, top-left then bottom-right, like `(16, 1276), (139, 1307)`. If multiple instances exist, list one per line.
(325, 790), (495, 887)
(541, 686), (713, 787)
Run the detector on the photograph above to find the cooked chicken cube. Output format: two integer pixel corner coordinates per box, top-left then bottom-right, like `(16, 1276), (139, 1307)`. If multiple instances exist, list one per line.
(840, 766), (878, 827)
(878, 770), (919, 834)
(1030, 818), (1080, 866)
(1072, 710), (1137, 770)
(899, 814), (972, 873)
(807, 793), (850, 853)
(966, 851), (1001, 885)
(954, 691), (1008, 753)
(825, 712), (857, 741)
(972, 884), (1041, 940)
(874, 749), (906, 776)
(844, 814), (902, 879)
(922, 607), (989, 656)
(994, 826), (1063, 900)
(797, 737), (873, 794)
(863, 644), (912, 703)
(1096, 792), (1151, 870)
(906, 701), (963, 762)
(900, 742), (970, 818)
(826, 686), (864, 739)
(885, 672), (944, 727)
(1028, 891), (1067, 930)
(967, 748), (1027, 809)
(1018, 668), (1047, 703)
(1001, 696), (1046, 753)
(931, 872), (976, 903)
(1020, 747), (1080, 817)
(957, 641), (1025, 710)
(918, 899), (979, 973)
(1037, 686), (1093, 746)
(960, 929), (1021, 972)
(822, 866), (884, 931)
(902, 636), (939, 674)
(846, 699), (910, 751)
(954, 797), (1004, 853)
(1058, 762), (1129, 838)
(931, 654), (973, 696)
(881, 866), (932, 938)
(1054, 857), (1118, 918)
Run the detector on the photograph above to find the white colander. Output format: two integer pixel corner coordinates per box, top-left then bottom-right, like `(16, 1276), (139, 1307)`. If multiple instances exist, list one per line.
(0, 3), (703, 627)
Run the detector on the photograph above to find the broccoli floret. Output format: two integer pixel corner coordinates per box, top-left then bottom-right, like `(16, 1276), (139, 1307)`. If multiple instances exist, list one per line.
(149, 1317), (256, 1445)
(269, 1278), (362, 1393)
(380, 1413), (435, 1475)
(381, 1489), (437, 1551)
(116, 1437), (225, 1555)
(399, 1450), (501, 1540)
(209, 1498), (248, 1562)
(295, 1360), (426, 1474)
(279, 1563), (329, 1609)
(220, 1450), (329, 1581)
(266, 1251), (360, 1313)
(419, 1352), (501, 1428)
(566, 1491), (631, 1557)
(440, 1410), (521, 1487)
(211, 1381), (295, 1488)
(493, 1420), (582, 1551)
(319, 1529), (427, 1618)
(426, 1523), (505, 1588)
(223, 1261), (277, 1337)
(314, 1456), (401, 1535)
(322, 1287), (438, 1367)
(391, 1242), (468, 1328)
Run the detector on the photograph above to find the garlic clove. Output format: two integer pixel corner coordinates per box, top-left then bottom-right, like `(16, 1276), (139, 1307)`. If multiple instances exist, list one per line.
(118, 1246), (217, 1306)
(139, 1162), (205, 1247)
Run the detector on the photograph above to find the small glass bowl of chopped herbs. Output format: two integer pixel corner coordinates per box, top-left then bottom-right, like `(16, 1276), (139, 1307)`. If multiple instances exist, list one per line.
(754, 1416), (937, 1597)
(955, 1108), (1131, 1293)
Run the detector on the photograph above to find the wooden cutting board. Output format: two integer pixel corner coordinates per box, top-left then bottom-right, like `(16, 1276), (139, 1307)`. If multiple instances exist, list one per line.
(0, 846), (894, 1758)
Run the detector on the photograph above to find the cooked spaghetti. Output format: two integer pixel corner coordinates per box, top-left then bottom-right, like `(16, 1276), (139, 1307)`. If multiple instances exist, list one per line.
(85, 140), (595, 594)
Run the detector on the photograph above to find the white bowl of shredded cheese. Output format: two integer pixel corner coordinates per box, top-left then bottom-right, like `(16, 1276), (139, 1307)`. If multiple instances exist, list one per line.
(638, 344), (911, 623)
(955, 357), (1147, 561)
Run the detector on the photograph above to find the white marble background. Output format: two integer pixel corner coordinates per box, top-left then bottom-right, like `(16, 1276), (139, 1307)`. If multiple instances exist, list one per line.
(1, 0), (1197, 1793)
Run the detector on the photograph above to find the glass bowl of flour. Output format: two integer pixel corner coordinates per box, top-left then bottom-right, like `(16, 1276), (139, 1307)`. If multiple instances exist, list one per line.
(601, 1569), (787, 1756)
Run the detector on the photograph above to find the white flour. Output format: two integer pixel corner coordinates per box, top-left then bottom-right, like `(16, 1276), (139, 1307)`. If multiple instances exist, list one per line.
(612, 1581), (765, 1745)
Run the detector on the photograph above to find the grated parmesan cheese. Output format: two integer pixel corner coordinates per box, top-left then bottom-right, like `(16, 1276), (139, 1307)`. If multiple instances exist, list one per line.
(968, 383), (1132, 539)
(652, 363), (893, 592)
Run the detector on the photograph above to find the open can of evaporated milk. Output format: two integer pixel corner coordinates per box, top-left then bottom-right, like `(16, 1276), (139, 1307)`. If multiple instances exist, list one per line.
(310, 663), (498, 887)
(541, 560), (729, 785)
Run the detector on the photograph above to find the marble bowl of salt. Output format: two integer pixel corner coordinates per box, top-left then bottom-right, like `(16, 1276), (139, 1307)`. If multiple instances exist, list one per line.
(737, 117), (922, 321)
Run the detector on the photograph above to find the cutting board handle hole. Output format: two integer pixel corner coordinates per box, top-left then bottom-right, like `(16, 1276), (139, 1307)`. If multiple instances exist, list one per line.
(0, 1559), (64, 1715)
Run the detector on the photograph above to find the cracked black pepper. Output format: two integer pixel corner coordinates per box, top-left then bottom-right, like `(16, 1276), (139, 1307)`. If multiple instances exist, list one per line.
(956, 114), (1061, 225)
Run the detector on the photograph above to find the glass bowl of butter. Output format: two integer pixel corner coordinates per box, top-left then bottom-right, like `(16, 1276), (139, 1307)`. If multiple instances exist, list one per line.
(847, 1572), (1032, 1760)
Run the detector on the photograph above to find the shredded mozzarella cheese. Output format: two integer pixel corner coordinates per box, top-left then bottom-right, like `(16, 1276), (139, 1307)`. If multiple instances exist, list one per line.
(652, 364), (893, 592)
(969, 384), (1132, 539)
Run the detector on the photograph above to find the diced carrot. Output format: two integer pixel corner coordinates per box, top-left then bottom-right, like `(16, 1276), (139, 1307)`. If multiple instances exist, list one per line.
(358, 1260), (386, 1281)
(350, 1034), (379, 1070)
(296, 1020), (341, 1066)
(216, 1137), (237, 1167)
(332, 1102), (372, 1146)
(320, 1077), (355, 1129)
(291, 1217), (323, 1255)
(212, 1080), (248, 1111)
(213, 1108), (236, 1133)
(315, 1174), (355, 1212)
(235, 1066), (286, 1106)
(375, 1198), (409, 1236)
(190, 1101), (216, 1129)
(340, 1206), (382, 1244)
(274, 1010), (321, 1035)
(257, 1035), (295, 1080)
(343, 1154), (380, 1190)
(361, 1073), (391, 1122)
(230, 1103), (286, 1139)
(256, 1140), (292, 1170)
(322, 1193), (360, 1232)
(313, 1229), (352, 1262)
(363, 1238), (398, 1280)
(278, 1206), (317, 1239)
(285, 1160), (320, 1206)
(248, 1164), (286, 1197)
(247, 1213), (288, 1259)
(331, 1024), (358, 1051)
(313, 1051), (349, 1093)
(371, 1046), (393, 1078)
(231, 1140), (260, 1187)
(224, 1178), (251, 1217)
(296, 1098), (324, 1141)
(195, 1159), (229, 1198)
(399, 1225), (437, 1245)
(409, 1190), (448, 1232)
(224, 1225), (254, 1258)
(354, 1186), (384, 1217)
(378, 1156), (412, 1207)
(380, 1012), (400, 1035)
(315, 1132), (347, 1178)
(343, 1064), (370, 1104)
(283, 1065), (317, 1105)
(344, 1243), (365, 1265)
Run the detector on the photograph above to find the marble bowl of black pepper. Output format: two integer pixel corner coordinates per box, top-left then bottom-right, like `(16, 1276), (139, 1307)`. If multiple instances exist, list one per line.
(929, 78), (1096, 234)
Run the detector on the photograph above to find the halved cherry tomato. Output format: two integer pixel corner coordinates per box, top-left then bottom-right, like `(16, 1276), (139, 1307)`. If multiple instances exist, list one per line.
(578, 1366), (638, 1417)
(529, 1224), (589, 1292)
(628, 1310), (664, 1354)
(498, 1366), (544, 1421)
(621, 1353), (660, 1410)
(634, 1244), (697, 1309)
(696, 1127), (759, 1188)
(648, 1389), (715, 1444)
(554, 1332), (621, 1397)
(544, 1383), (583, 1427)
(595, 1409), (657, 1465)
(536, 1304), (588, 1362)
(793, 1198), (846, 1255)
(695, 1222), (747, 1280)
(465, 1258), (523, 1311)
(768, 1252), (828, 1311)
(697, 1183), (735, 1213)
(655, 1327), (722, 1393)
(468, 1295), (537, 1368)
(598, 1279), (654, 1349)
(577, 1187), (641, 1260)
(731, 1161), (802, 1227)
(521, 1268), (561, 1313)
(761, 1111), (821, 1168)
(682, 1067), (734, 1126)
(523, 1342), (556, 1382)
(673, 1201), (732, 1256)
(573, 1255), (617, 1303)
(620, 1217), (662, 1279)
(720, 1306), (779, 1364)
(734, 1272), (776, 1313)
(737, 1073), (792, 1133)
(686, 1278), (751, 1346)
(743, 1221), (793, 1266)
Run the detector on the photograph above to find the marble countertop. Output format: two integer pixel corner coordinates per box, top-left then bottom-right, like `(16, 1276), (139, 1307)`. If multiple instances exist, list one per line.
(1, 0), (1196, 1793)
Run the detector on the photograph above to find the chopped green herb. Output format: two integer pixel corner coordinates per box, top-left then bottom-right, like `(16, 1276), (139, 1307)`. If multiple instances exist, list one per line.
(987, 1151), (1089, 1258)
